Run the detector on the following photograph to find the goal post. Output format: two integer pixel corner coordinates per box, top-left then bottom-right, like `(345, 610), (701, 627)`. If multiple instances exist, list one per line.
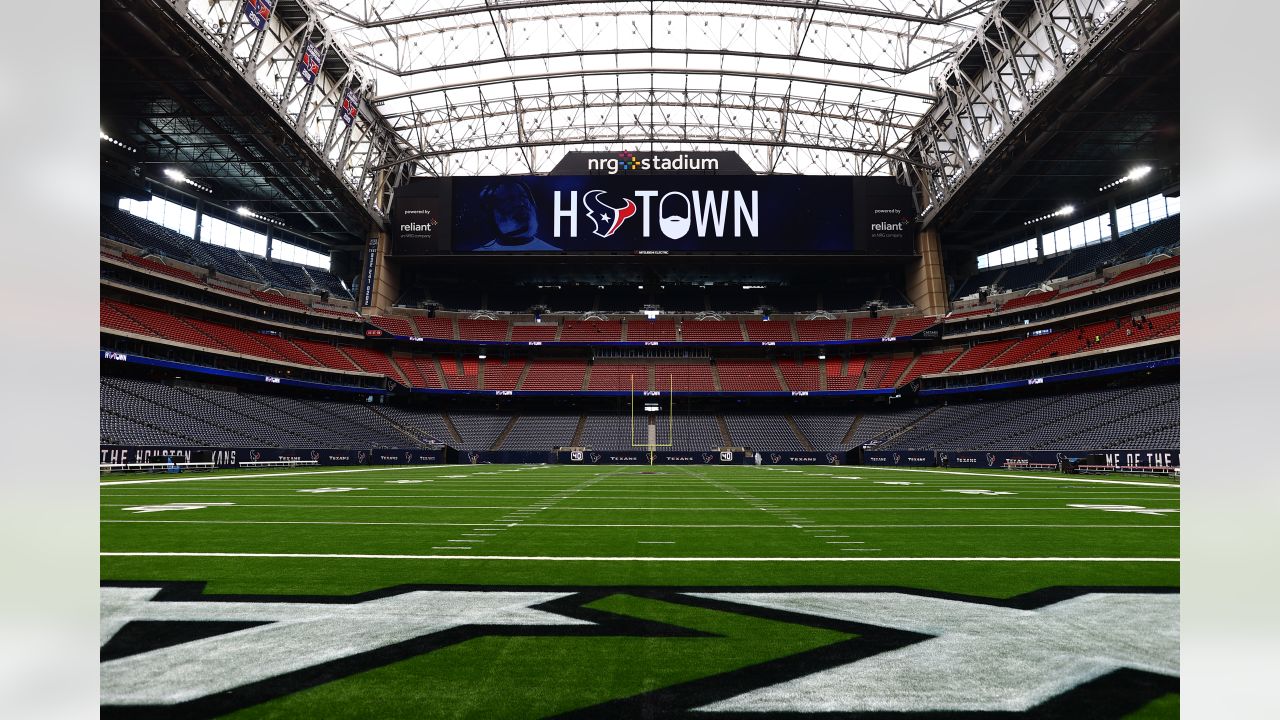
(631, 373), (674, 454)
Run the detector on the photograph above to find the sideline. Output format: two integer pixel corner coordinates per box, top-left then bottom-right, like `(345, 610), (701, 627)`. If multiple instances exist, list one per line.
(100, 466), (440, 486)
(865, 466), (1180, 488)
(100, 551), (1179, 562)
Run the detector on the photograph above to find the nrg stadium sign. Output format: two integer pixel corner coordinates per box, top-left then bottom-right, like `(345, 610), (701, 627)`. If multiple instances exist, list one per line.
(585, 151), (720, 175)
(553, 150), (753, 176)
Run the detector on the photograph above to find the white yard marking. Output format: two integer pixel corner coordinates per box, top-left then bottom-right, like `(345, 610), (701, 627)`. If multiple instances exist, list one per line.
(98, 492), (1182, 501)
(119, 502), (235, 514)
(103, 520), (1178, 529)
(690, 592), (1178, 713)
(941, 489), (1016, 496)
(101, 552), (1178, 562)
(1068, 504), (1179, 516)
(875, 481), (916, 485)
(386, 480), (429, 484)
(296, 487), (366, 494)
(102, 502), (1175, 512)
(100, 588), (590, 705)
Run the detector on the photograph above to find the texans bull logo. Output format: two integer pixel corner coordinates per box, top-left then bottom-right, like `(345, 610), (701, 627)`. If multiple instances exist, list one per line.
(892, 453), (901, 464)
(583, 190), (637, 238)
(702, 453), (714, 464)
(310, 450), (320, 461)
(986, 452), (998, 467)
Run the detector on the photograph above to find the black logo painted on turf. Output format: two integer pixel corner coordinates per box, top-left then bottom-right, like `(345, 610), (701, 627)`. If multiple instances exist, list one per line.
(100, 583), (1177, 719)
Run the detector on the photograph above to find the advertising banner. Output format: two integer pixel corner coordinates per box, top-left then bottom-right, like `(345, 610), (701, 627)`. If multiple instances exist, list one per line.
(368, 449), (449, 465)
(557, 451), (746, 465)
(100, 447), (367, 468)
(755, 452), (844, 465)
(859, 449), (1179, 468)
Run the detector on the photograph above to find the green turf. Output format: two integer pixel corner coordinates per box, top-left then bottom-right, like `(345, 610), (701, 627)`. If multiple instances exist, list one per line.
(100, 464), (1180, 717)
(222, 594), (854, 720)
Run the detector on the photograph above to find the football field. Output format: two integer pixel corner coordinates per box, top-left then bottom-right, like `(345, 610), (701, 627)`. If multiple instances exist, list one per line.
(100, 464), (1180, 718)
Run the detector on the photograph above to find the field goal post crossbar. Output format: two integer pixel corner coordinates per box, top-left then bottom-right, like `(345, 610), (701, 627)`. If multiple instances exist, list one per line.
(632, 373), (674, 464)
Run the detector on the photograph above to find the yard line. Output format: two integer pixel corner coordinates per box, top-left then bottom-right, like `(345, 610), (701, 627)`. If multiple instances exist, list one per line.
(867, 467), (1180, 488)
(100, 502), (1179, 512)
(97, 492), (1183, 502)
(100, 519), (1178, 529)
(100, 552), (1180, 562)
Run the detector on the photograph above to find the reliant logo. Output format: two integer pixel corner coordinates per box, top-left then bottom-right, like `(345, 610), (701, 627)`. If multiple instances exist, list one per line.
(587, 151), (720, 175)
(399, 208), (438, 234)
(871, 207), (912, 233)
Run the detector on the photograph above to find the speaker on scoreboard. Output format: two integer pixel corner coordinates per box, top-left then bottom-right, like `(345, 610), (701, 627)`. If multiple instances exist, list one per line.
(978, 289), (988, 304)
(319, 290), (329, 303)
(427, 305), (437, 318)
(1095, 264), (1106, 278)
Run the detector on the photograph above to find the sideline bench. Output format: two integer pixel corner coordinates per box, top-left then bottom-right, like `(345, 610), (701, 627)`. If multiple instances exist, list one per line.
(1076, 464), (1180, 476)
(237, 460), (321, 468)
(1002, 461), (1059, 471)
(99, 462), (217, 473)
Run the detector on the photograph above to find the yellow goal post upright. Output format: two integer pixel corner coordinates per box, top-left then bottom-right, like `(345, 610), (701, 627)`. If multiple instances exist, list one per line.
(631, 373), (674, 465)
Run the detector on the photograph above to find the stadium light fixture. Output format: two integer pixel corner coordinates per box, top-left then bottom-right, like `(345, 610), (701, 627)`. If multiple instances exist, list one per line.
(1024, 205), (1076, 226)
(1098, 165), (1153, 192)
(818, 352), (826, 360)
(478, 352), (487, 360)
(162, 167), (212, 193)
(100, 130), (137, 153)
(236, 206), (285, 227)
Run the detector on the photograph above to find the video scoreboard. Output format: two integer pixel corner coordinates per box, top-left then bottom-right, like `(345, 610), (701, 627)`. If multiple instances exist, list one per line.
(390, 165), (917, 257)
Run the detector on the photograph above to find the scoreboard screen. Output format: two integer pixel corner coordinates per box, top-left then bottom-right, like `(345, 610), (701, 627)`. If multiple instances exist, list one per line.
(390, 175), (915, 256)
